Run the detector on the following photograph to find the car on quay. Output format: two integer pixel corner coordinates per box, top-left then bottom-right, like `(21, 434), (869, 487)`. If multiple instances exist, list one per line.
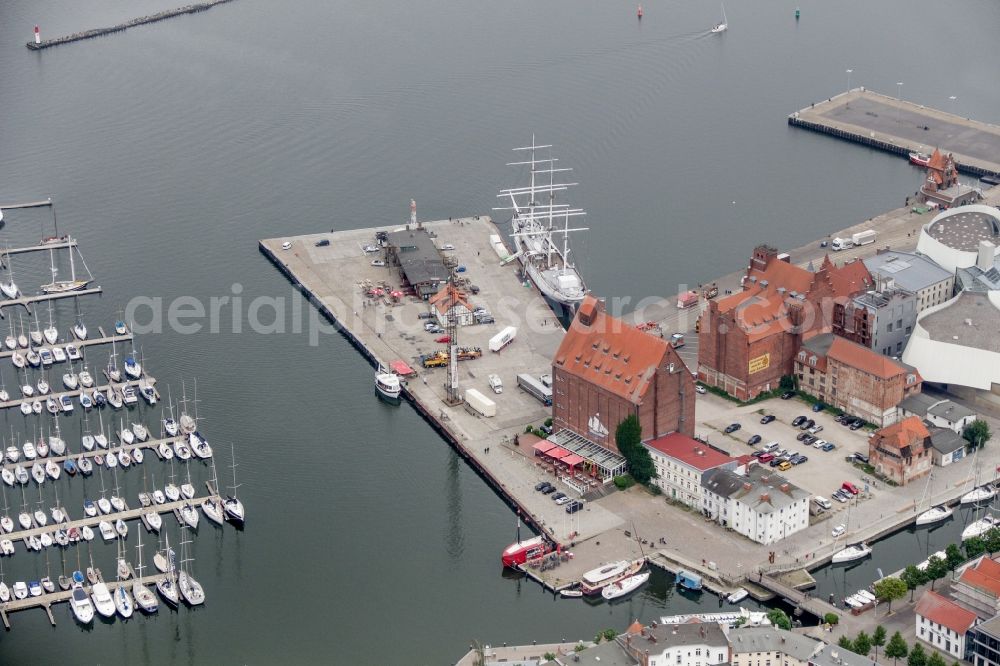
(781, 391), (796, 400)
(758, 453), (775, 463)
(778, 461), (793, 471)
(832, 490), (849, 503)
(552, 492), (566, 502)
(811, 439), (826, 449)
(724, 423), (742, 434)
(315, 238), (330, 247)
(441, 243), (455, 251)
(418, 312), (435, 320)
(791, 455), (808, 465)
(555, 496), (573, 505)
(751, 450), (767, 459)
(566, 501), (584, 514)
(792, 416), (807, 427)
(542, 485), (557, 495)
(760, 414), (776, 425)
(832, 524), (846, 537)
(535, 482), (552, 492)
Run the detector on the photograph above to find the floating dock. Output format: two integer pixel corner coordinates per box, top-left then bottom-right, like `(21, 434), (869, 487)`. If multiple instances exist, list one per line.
(789, 88), (1000, 178)
(26, 0), (236, 51)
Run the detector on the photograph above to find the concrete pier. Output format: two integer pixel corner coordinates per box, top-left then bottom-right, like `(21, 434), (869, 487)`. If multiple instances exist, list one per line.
(789, 88), (1000, 178)
(25, 0), (236, 51)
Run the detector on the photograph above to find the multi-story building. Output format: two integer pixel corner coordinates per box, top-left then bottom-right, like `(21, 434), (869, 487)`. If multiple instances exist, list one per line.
(728, 627), (824, 666)
(701, 466), (811, 545)
(832, 283), (917, 357)
(644, 433), (738, 508)
(915, 590), (978, 660)
(868, 416), (932, 486)
(795, 333), (922, 427)
(552, 295), (695, 451)
(619, 622), (730, 666)
(953, 557), (1000, 619)
(864, 250), (955, 313)
(899, 394), (977, 434)
(429, 282), (474, 326)
(969, 615), (1000, 666)
(698, 245), (872, 401)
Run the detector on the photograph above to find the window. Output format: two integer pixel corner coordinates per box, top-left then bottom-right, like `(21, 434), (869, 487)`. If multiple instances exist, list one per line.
(887, 322), (893, 332)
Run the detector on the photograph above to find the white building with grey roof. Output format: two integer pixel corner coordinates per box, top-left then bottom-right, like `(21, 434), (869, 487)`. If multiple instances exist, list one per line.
(701, 466), (810, 545)
(864, 249), (955, 313)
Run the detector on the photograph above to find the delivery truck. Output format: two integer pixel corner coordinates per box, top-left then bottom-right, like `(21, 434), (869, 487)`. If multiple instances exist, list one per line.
(465, 388), (497, 417)
(852, 229), (876, 246)
(489, 326), (517, 352)
(516, 374), (553, 406)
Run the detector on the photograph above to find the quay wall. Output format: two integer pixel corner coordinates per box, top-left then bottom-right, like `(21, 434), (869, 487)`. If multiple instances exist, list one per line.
(257, 241), (552, 544)
(26, 0), (235, 50)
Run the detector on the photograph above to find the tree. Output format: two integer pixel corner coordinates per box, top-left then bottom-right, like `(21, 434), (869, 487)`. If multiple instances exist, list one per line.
(965, 537), (987, 560)
(824, 612), (840, 626)
(885, 632), (909, 666)
(779, 375), (796, 391)
(872, 625), (887, 660)
(908, 643), (928, 666)
(615, 415), (656, 484)
(945, 543), (965, 571)
(901, 565), (926, 602)
(838, 636), (855, 653)
(767, 608), (792, 630)
(986, 527), (1000, 556)
(601, 629), (617, 642)
(873, 576), (908, 613)
(963, 419), (991, 450)
(853, 631), (872, 657)
(926, 652), (947, 666)
(925, 556), (949, 590)
(543, 652), (557, 662)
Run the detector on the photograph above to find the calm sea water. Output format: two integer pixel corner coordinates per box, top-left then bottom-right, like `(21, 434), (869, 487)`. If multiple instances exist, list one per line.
(0, 0), (998, 662)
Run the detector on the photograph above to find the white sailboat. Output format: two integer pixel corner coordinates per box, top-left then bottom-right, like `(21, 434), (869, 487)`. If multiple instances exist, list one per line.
(916, 505), (954, 526)
(114, 539), (134, 619)
(963, 514), (997, 540)
(710, 4), (728, 32)
(41, 239), (91, 294)
(132, 530), (158, 614)
(832, 542), (872, 563)
(43, 302), (58, 345)
(177, 530), (205, 606)
(601, 571), (650, 600)
(155, 533), (180, 609)
(224, 443), (245, 526)
(0, 250), (19, 300)
(962, 486), (996, 505)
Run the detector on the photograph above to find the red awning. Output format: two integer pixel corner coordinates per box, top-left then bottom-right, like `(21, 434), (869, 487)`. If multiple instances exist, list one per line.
(562, 454), (584, 467)
(390, 360), (416, 377)
(533, 440), (557, 454)
(547, 446), (571, 459)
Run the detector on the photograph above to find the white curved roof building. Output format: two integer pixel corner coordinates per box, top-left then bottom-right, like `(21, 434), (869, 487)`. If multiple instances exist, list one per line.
(903, 291), (1000, 390)
(915, 205), (1000, 274)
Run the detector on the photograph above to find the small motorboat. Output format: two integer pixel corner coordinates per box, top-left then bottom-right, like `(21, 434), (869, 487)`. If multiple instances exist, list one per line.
(53, 529), (69, 546)
(90, 582), (116, 618)
(45, 397), (58, 414)
(31, 400), (42, 415)
(0, 388), (7, 402)
(22, 441), (36, 460)
(121, 386), (138, 405)
(119, 450), (132, 468)
(41, 576), (55, 593)
(79, 370), (94, 388)
(84, 500), (97, 517)
(909, 152), (931, 167)
(63, 458), (78, 476)
(99, 521), (116, 541)
(153, 489), (166, 504)
(115, 519), (128, 538)
(124, 356), (142, 380)
(174, 440), (192, 461)
(727, 588), (750, 604)
(66, 344), (81, 361)
(832, 543), (872, 564)
(14, 465), (29, 484)
(98, 497), (112, 514)
(916, 505), (954, 526)
(59, 395), (74, 413)
(115, 321), (128, 336)
(70, 582), (95, 624)
(163, 418), (179, 437)
(39, 349), (53, 366)
(79, 393), (93, 410)
(560, 588), (583, 598)
(139, 385), (156, 405)
(12, 581), (28, 600)
(114, 585), (134, 619)
(0, 539), (14, 555)
(20, 384), (34, 398)
(93, 390), (106, 407)
(375, 367), (402, 403)
(28, 580), (43, 597)
(51, 347), (66, 363)
(95, 454), (104, 467)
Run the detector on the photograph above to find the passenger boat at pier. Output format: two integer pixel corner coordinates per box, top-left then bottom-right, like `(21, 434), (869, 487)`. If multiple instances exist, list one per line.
(497, 138), (588, 318)
(501, 534), (553, 568)
(675, 569), (703, 592)
(909, 152), (931, 167)
(374, 366), (402, 404)
(580, 559), (644, 595)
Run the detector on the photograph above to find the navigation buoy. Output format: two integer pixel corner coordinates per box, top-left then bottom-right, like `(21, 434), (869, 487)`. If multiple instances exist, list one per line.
(34, 25), (40, 45)
(637, 4), (643, 19)
(795, 8), (800, 19)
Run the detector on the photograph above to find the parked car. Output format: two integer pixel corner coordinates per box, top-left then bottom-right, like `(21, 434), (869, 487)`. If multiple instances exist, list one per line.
(418, 312), (435, 320)
(769, 457), (784, 467)
(832, 491), (849, 503)
(778, 461), (793, 471)
(796, 432), (809, 442)
(552, 492), (566, 501)
(780, 391), (796, 400)
(762, 442), (780, 453)
(534, 481), (550, 491)
(799, 419), (815, 431)
(849, 419), (864, 431)
(842, 481), (860, 495)
(836, 415), (848, 424)
(566, 501), (584, 514)
(812, 439), (827, 449)
(792, 416), (807, 427)
(831, 524), (846, 537)
(542, 485), (558, 495)
(760, 415), (776, 425)
(363, 244), (380, 253)
(854, 453), (869, 464)
(808, 424), (824, 435)
(751, 450), (767, 459)
(441, 243), (455, 250)
(821, 442), (836, 452)
(555, 496), (573, 505)
(281, 241), (292, 250)
(695, 385), (707, 394)
(801, 435), (816, 445)
(540, 424), (553, 436)
(435, 335), (451, 343)
(792, 455), (808, 465)
(747, 434), (762, 446)
(315, 238), (331, 247)
(758, 453), (775, 463)
(812, 402), (825, 412)
(724, 423), (742, 434)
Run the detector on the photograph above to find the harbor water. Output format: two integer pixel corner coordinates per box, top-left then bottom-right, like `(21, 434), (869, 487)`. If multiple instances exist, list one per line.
(1, 0), (999, 662)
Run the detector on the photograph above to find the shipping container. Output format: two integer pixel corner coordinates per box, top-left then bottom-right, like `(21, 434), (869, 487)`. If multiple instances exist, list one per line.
(852, 229), (876, 246)
(516, 374), (553, 406)
(489, 326), (517, 352)
(676, 291), (699, 309)
(464, 388), (497, 417)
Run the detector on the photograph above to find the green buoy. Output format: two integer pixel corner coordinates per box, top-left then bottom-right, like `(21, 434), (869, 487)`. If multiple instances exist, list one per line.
(795, 7), (800, 19)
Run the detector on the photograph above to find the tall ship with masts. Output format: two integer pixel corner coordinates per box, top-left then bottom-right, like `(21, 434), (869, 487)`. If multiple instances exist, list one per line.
(497, 137), (589, 318)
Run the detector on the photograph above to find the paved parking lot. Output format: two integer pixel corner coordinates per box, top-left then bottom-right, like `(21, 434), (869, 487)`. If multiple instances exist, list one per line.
(695, 392), (877, 505)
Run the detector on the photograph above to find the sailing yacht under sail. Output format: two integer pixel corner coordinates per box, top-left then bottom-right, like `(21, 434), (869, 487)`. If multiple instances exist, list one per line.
(496, 137), (589, 318)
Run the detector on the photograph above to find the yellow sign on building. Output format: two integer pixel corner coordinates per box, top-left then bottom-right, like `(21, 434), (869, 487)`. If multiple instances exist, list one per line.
(748, 353), (770, 374)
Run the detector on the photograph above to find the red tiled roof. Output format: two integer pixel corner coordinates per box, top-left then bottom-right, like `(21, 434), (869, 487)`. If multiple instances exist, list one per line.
(960, 558), (1000, 597)
(643, 433), (735, 471)
(825, 259), (872, 296)
(553, 295), (684, 404)
(873, 416), (930, 452)
(827, 336), (909, 380)
(916, 591), (978, 634)
(428, 283), (470, 314)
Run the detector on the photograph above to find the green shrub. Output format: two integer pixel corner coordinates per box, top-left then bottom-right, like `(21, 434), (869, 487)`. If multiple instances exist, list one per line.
(613, 475), (635, 490)
(824, 612), (840, 625)
(544, 417), (553, 427)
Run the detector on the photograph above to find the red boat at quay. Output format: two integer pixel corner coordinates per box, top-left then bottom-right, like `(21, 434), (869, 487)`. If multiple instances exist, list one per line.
(501, 535), (555, 568)
(909, 151), (931, 167)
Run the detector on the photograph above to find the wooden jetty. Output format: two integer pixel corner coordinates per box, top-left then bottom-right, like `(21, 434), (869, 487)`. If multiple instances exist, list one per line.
(26, 0), (236, 51)
(789, 88), (1000, 178)
(2, 240), (77, 256)
(0, 331), (131, 361)
(1, 433), (184, 475)
(0, 288), (103, 317)
(0, 376), (157, 412)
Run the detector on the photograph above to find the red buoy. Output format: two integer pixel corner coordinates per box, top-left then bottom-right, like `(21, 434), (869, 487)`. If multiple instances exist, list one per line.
(637, 4), (643, 19)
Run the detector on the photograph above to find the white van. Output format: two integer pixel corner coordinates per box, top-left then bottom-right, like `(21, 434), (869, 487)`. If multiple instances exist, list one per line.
(488, 374), (503, 394)
(763, 441), (780, 453)
(813, 496), (832, 510)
